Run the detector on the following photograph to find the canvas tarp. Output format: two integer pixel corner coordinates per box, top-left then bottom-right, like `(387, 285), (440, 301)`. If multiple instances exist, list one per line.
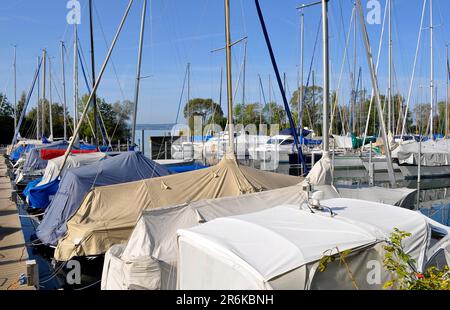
(54, 155), (302, 261)
(332, 135), (352, 149)
(337, 186), (416, 209)
(392, 139), (450, 166)
(20, 140), (68, 173)
(36, 152), (171, 246)
(36, 152), (107, 187)
(176, 200), (431, 290)
(100, 156), (419, 290)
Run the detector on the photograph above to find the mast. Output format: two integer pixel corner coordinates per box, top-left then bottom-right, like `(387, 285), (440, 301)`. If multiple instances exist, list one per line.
(224, 0), (234, 153)
(73, 24), (79, 142)
(89, 0), (98, 147)
(242, 40), (247, 120)
(61, 41), (67, 140)
(36, 56), (41, 140)
(59, 0), (134, 175)
(131, 0), (147, 150)
(322, 0), (330, 153)
(430, 0), (434, 139)
(13, 45), (17, 133)
(49, 56), (54, 140)
(299, 9), (304, 137)
(268, 74), (272, 124)
(356, 0), (396, 187)
(446, 44), (449, 138)
(388, 0), (392, 134)
(352, 1), (357, 135)
(219, 66), (223, 109)
(42, 49), (47, 138)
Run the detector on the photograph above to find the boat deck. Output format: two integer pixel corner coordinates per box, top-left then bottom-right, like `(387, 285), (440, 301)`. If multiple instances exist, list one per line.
(0, 151), (35, 290)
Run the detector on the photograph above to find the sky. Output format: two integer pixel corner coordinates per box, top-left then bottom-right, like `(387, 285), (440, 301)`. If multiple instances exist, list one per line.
(1, 0), (450, 125)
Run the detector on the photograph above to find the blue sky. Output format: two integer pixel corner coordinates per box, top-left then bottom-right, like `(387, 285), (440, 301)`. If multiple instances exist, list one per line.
(1, 0), (449, 124)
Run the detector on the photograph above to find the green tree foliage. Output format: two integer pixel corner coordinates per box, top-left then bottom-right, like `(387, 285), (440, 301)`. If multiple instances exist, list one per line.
(262, 102), (287, 129)
(183, 98), (226, 132)
(383, 228), (450, 290)
(0, 93), (14, 144)
(233, 102), (266, 127)
(77, 94), (132, 144)
(290, 85), (323, 135)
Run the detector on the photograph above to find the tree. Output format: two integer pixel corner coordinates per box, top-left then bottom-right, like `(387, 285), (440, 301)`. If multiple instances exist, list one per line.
(290, 85), (323, 134)
(183, 98), (226, 132)
(0, 93), (14, 144)
(77, 94), (131, 144)
(233, 102), (266, 128)
(262, 102), (287, 129)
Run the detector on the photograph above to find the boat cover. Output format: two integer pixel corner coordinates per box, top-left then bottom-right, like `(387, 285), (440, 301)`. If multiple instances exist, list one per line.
(54, 154), (302, 261)
(176, 201), (431, 290)
(36, 152), (171, 246)
(392, 139), (450, 166)
(24, 153), (107, 209)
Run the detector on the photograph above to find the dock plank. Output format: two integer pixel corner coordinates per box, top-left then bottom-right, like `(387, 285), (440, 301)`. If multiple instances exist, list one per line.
(0, 152), (35, 290)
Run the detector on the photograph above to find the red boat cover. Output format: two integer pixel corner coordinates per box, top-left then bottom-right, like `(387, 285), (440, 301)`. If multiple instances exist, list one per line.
(40, 149), (98, 160)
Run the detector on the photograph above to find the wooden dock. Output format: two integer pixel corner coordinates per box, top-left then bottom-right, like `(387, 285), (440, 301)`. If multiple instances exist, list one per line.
(0, 151), (35, 290)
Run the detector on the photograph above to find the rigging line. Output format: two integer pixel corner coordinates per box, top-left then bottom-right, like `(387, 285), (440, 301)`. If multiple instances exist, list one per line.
(401, 0), (427, 138)
(175, 65), (189, 124)
(77, 44), (109, 144)
(186, 0), (211, 60)
(330, 5), (355, 135)
(361, 0), (388, 148)
(299, 16), (322, 134)
(93, 1), (126, 101)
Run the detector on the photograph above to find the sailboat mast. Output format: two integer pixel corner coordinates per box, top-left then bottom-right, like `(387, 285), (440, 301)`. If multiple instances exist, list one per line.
(388, 0), (392, 134)
(322, 0), (330, 152)
(446, 44), (449, 138)
(242, 40), (247, 112)
(224, 0), (234, 153)
(430, 0), (434, 139)
(89, 0), (98, 147)
(42, 49), (47, 138)
(49, 56), (54, 140)
(36, 56), (41, 140)
(13, 45), (17, 133)
(352, 1), (357, 135)
(131, 0), (147, 150)
(299, 10), (304, 137)
(73, 24), (79, 141)
(356, 0), (396, 187)
(61, 41), (67, 141)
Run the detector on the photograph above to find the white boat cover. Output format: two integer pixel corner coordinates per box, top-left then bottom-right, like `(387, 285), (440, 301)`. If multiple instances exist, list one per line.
(176, 200), (431, 290)
(54, 155), (302, 261)
(392, 139), (450, 166)
(100, 156), (419, 290)
(37, 152), (107, 187)
(337, 186), (416, 209)
(332, 135), (353, 149)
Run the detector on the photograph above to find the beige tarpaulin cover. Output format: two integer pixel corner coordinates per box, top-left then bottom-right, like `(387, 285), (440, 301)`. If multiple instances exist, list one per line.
(54, 155), (302, 261)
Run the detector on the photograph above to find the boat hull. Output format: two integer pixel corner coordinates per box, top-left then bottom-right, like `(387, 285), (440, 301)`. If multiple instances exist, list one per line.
(399, 165), (450, 179)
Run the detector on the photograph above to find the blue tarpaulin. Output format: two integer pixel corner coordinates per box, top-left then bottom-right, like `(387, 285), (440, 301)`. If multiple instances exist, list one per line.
(21, 141), (69, 173)
(10, 144), (35, 162)
(36, 151), (171, 246)
(167, 164), (208, 173)
(23, 177), (42, 197)
(27, 179), (60, 209)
